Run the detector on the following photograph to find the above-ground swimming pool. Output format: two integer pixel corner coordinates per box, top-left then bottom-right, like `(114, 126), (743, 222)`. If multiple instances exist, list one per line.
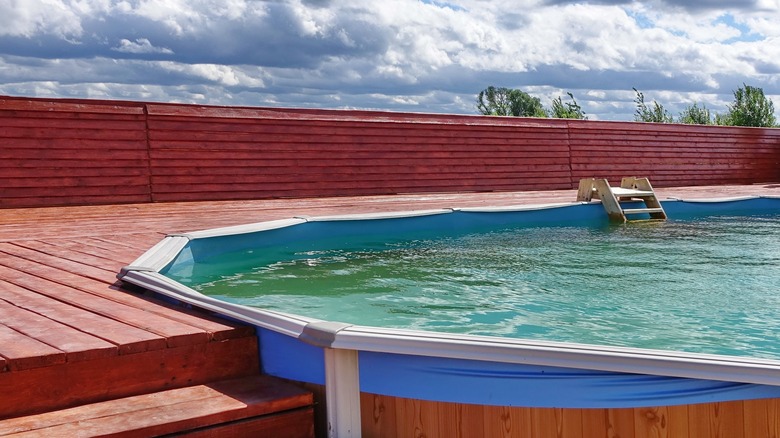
(173, 211), (780, 361)
(118, 196), (780, 433)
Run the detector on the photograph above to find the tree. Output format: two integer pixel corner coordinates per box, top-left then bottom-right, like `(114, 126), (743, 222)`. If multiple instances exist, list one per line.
(678, 103), (712, 125)
(722, 84), (776, 127)
(476, 86), (547, 117)
(550, 92), (587, 119)
(633, 88), (673, 123)
(714, 113), (731, 126)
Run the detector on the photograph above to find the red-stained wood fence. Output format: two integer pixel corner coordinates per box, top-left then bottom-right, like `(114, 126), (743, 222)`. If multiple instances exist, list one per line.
(0, 97), (151, 207)
(568, 121), (780, 187)
(2, 96), (779, 208)
(145, 104), (572, 202)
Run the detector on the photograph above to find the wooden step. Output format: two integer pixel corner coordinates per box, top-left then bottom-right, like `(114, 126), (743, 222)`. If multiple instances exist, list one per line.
(611, 187), (655, 198)
(622, 207), (666, 215)
(0, 375), (314, 437)
(0, 330), (261, 420)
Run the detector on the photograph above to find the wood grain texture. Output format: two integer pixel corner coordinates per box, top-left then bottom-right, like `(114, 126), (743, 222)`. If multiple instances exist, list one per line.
(0, 335), (260, 419)
(177, 408), (315, 438)
(0, 298), (116, 364)
(4, 96), (778, 208)
(0, 375), (313, 438)
(0, 97), (150, 208)
(360, 394), (780, 438)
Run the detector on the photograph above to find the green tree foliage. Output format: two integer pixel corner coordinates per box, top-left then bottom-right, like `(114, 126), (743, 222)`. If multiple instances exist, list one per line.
(476, 86), (547, 117)
(714, 113), (731, 126)
(550, 92), (587, 119)
(722, 84), (776, 127)
(677, 103), (712, 125)
(633, 88), (673, 123)
(476, 84), (778, 125)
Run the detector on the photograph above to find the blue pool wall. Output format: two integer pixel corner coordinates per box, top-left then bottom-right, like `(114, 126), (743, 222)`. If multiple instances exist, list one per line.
(256, 325), (780, 409)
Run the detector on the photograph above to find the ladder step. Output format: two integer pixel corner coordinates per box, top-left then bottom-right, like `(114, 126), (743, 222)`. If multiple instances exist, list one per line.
(611, 187), (655, 198)
(622, 208), (665, 215)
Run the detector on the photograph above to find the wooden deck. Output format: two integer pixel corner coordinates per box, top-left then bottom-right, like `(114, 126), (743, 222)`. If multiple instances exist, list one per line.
(1, 184), (779, 435)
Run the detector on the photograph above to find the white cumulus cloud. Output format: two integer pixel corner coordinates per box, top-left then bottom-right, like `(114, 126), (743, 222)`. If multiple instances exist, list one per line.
(113, 38), (173, 54)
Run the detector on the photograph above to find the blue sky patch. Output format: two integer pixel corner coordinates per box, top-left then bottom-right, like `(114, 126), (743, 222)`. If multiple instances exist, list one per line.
(715, 13), (764, 43)
(420, 0), (467, 12)
(626, 9), (655, 29)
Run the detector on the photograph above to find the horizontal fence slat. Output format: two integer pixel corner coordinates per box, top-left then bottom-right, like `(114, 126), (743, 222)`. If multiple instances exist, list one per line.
(1, 97), (779, 208)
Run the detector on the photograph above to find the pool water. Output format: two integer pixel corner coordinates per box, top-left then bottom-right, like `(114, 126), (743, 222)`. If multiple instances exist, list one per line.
(188, 215), (780, 359)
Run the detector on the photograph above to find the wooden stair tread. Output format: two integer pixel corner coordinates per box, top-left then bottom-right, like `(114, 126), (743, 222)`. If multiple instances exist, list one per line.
(0, 333), (261, 421)
(611, 187), (655, 198)
(622, 207), (666, 215)
(0, 375), (313, 437)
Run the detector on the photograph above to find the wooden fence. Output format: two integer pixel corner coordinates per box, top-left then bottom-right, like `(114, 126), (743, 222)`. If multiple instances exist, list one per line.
(2, 96), (779, 208)
(1, 97), (150, 207)
(360, 392), (780, 438)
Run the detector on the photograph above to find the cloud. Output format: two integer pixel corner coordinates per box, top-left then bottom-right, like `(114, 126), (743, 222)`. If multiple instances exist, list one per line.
(0, 0), (778, 121)
(114, 38), (173, 54)
(542, 0), (763, 13)
(0, 0), (83, 38)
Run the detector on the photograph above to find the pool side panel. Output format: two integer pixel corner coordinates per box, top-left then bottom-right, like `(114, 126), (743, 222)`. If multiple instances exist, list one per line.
(456, 202), (606, 227)
(666, 196), (780, 217)
(258, 327), (326, 385)
(164, 210), (460, 273)
(358, 351), (780, 408)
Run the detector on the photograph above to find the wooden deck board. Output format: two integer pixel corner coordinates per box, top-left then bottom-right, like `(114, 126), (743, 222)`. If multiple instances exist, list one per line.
(0, 258), (209, 349)
(0, 298), (117, 363)
(0, 336), (261, 420)
(0, 242), (118, 284)
(0, 375), (313, 438)
(0, 323), (66, 371)
(35, 237), (158, 266)
(9, 240), (129, 275)
(0, 279), (166, 355)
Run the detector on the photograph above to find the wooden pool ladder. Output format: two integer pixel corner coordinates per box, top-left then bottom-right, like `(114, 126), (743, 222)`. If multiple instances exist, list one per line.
(577, 177), (667, 222)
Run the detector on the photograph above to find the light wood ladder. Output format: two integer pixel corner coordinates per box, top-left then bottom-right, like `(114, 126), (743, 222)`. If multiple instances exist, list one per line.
(577, 177), (667, 222)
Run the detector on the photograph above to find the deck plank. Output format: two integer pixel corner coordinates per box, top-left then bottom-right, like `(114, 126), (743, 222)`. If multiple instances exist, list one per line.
(0, 255), (209, 348)
(0, 375), (312, 437)
(0, 244), (251, 340)
(0, 261), (249, 346)
(0, 298), (116, 363)
(0, 243), (117, 284)
(0, 279), (164, 355)
(0, 336), (260, 420)
(0, 323), (66, 371)
(9, 240), (127, 273)
(32, 237), (155, 266)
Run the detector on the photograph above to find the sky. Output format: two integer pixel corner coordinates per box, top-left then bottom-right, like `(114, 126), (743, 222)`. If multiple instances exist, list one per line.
(0, 0), (779, 121)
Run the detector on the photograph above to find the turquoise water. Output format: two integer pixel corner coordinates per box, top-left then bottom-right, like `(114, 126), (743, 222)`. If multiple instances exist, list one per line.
(190, 215), (780, 359)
